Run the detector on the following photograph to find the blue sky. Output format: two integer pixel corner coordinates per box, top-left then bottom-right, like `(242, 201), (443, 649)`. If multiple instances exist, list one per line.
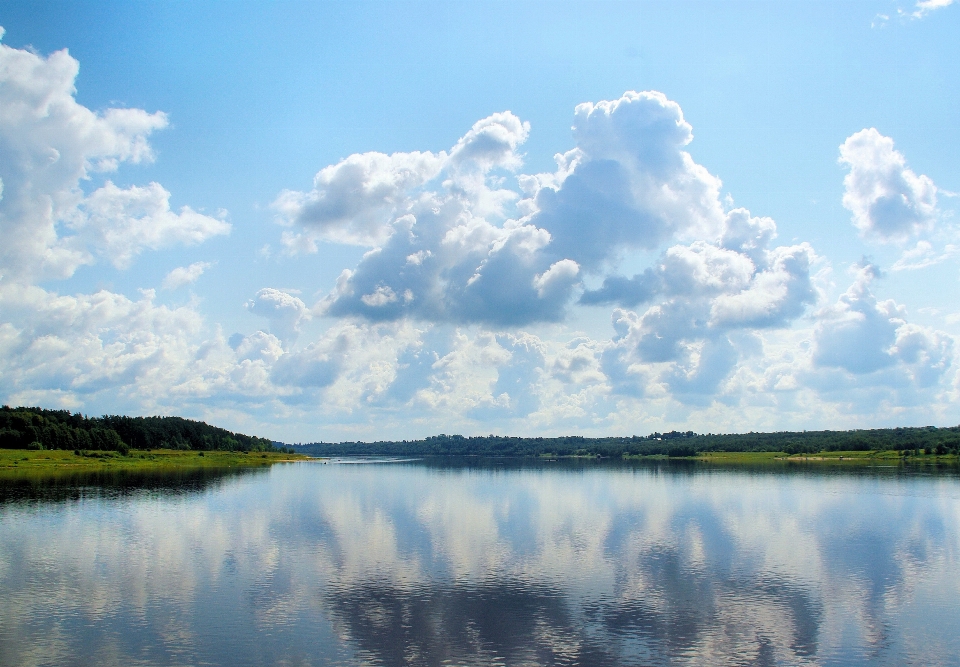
(0, 1), (958, 441)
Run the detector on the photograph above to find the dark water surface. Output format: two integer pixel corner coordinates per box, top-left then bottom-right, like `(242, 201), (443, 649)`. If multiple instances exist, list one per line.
(1, 459), (959, 666)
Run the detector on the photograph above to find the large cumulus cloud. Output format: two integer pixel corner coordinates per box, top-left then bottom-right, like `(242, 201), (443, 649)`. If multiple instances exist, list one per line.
(813, 263), (952, 386)
(283, 91), (739, 328)
(0, 30), (229, 282)
(840, 128), (938, 242)
(530, 91), (725, 269)
(587, 209), (818, 404)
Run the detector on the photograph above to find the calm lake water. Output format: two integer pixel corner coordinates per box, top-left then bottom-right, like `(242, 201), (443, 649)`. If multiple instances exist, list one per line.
(1, 459), (959, 666)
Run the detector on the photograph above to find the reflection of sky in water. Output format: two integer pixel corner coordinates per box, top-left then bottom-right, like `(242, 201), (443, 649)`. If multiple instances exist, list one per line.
(1, 462), (959, 666)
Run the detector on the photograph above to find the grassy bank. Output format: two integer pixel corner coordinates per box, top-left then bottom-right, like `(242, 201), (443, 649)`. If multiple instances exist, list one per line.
(0, 448), (312, 478)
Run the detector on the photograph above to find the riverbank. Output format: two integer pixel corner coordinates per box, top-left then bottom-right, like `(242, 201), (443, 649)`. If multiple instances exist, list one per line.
(3, 448), (955, 480)
(695, 450), (958, 464)
(598, 450), (958, 464)
(0, 448), (312, 478)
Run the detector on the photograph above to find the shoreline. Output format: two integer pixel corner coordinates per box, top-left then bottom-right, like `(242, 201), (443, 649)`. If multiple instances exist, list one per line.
(3, 448), (956, 480)
(552, 450), (959, 465)
(0, 449), (313, 478)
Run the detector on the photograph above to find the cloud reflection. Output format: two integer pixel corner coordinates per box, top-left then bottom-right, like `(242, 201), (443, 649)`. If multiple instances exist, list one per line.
(1, 462), (959, 666)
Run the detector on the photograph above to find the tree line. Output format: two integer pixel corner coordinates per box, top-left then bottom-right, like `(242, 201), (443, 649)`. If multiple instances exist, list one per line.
(0, 406), (282, 454)
(293, 426), (960, 458)
(5, 403), (958, 458)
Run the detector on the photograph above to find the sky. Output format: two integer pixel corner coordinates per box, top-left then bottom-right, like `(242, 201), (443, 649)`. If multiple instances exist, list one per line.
(0, 0), (958, 442)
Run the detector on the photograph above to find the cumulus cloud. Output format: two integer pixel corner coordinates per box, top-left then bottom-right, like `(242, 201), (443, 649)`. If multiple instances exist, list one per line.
(529, 91), (725, 270)
(271, 334), (348, 389)
(78, 182), (229, 269)
(0, 281), (206, 405)
(709, 243), (818, 328)
(584, 210), (816, 345)
(840, 129), (938, 242)
(295, 91), (744, 327)
(245, 288), (308, 346)
(587, 210), (818, 405)
(273, 151), (444, 248)
(162, 261), (213, 290)
(813, 262), (952, 385)
(0, 31), (229, 282)
(272, 92), (827, 409)
(315, 195), (574, 327)
(0, 273), (432, 423)
(273, 112), (530, 253)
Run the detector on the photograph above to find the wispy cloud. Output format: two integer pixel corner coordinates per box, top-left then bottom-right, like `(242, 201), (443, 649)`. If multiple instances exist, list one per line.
(911, 0), (956, 19)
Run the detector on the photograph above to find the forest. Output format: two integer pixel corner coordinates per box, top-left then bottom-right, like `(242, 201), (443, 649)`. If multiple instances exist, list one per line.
(4, 403), (959, 458)
(292, 426), (960, 458)
(0, 406), (281, 453)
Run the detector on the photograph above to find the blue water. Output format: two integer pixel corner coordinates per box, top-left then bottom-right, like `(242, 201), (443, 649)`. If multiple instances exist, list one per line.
(1, 459), (958, 666)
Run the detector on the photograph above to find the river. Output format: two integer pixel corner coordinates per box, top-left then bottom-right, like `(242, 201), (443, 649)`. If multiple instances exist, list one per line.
(1, 458), (958, 666)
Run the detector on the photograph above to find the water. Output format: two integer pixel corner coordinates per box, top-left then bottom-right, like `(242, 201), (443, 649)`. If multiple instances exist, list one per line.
(1, 458), (959, 666)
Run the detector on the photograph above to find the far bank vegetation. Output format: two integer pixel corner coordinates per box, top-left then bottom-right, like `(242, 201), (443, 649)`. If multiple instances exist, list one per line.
(0, 406), (293, 455)
(294, 427), (960, 459)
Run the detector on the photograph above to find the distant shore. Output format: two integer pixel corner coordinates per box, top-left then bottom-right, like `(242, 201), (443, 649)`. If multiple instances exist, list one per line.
(2, 447), (956, 481)
(0, 448), (312, 478)
(542, 450), (957, 464)
(692, 450), (957, 464)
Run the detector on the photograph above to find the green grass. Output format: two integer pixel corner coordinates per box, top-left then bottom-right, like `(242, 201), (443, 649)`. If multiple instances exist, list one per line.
(0, 448), (312, 479)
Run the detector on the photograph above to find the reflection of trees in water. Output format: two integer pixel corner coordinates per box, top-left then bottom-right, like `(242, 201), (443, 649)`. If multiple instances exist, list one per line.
(0, 466), (266, 504)
(322, 565), (823, 666)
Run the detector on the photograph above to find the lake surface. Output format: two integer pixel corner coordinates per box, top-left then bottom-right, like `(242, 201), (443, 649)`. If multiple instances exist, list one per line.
(1, 459), (959, 666)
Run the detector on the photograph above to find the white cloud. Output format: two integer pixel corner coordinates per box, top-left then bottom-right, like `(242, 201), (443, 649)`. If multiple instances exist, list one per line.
(0, 33), (228, 281)
(271, 333), (348, 389)
(272, 111), (531, 253)
(709, 243), (819, 328)
(533, 259), (580, 298)
(448, 111), (530, 174)
(245, 288), (308, 346)
(303, 92), (738, 327)
(78, 182), (229, 269)
(531, 90), (725, 270)
(0, 282), (206, 405)
(162, 261), (212, 291)
(284, 95), (826, 410)
(891, 241), (960, 271)
(273, 321), (424, 412)
(273, 151), (444, 248)
(840, 128), (938, 242)
(813, 264), (901, 374)
(812, 262), (952, 384)
(0, 275), (424, 424)
(582, 208), (818, 404)
(912, 0), (956, 18)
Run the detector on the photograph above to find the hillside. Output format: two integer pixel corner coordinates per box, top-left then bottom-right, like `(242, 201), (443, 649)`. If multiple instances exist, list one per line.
(0, 406), (280, 454)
